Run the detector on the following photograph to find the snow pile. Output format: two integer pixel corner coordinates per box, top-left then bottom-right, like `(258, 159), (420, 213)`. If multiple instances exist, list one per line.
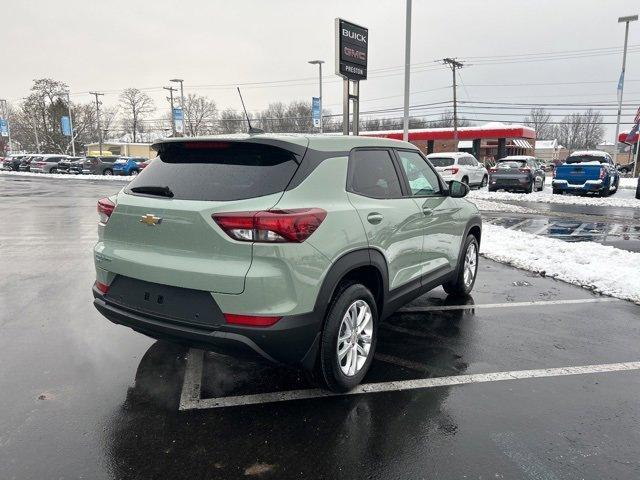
(0, 170), (132, 181)
(469, 188), (640, 209)
(619, 177), (638, 189)
(481, 224), (640, 304)
(468, 198), (538, 214)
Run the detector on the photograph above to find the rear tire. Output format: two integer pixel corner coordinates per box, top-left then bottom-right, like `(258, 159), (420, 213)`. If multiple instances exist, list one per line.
(635, 178), (640, 199)
(316, 283), (377, 393)
(130, 169), (139, 176)
(537, 178), (544, 191)
(103, 169), (113, 176)
(552, 188), (563, 195)
(481, 175), (488, 187)
(50, 168), (57, 174)
(525, 180), (534, 194)
(461, 176), (469, 186)
(443, 235), (479, 296)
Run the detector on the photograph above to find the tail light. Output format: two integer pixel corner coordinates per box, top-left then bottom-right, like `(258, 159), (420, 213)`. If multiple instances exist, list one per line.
(519, 167), (531, 173)
(95, 281), (110, 294)
(224, 313), (282, 327)
(444, 167), (459, 174)
(489, 168), (497, 173)
(212, 208), (327, 243)
(97, 197), (116, 224)
(599, 168), (606, 179)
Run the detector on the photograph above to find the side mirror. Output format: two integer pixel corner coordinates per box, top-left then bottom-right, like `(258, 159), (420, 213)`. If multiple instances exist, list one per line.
(449, 180), (470, 198)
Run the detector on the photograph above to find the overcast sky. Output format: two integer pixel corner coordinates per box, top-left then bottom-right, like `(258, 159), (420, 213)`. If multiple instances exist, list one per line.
(2, 0), (640, 138)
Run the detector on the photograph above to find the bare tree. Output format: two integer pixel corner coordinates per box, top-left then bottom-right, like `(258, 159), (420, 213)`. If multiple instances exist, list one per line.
(552, 109), (604, 150)
(523, 107), (553, 139)
(427, 110), (470, 128)
(183, 94), (217, 136)
(119, 88), (154, 142)
(218, 108), (246, 134)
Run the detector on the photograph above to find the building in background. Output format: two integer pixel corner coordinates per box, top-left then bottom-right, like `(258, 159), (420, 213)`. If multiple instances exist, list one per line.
(534, 139), (569, 163)
(615, 132), (636, 165)
(365, 122), (536, 165)
(83, 142), (157, 159)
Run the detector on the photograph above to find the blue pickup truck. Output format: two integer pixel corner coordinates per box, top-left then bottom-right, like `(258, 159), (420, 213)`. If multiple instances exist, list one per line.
(552, 150), (619, 196)
(112, 157), (146, 176)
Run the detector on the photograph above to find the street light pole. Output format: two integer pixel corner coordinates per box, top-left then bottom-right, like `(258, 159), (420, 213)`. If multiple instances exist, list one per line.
(614, 15), (638, 166)
(308, 60), (325, 133)
(403, 0), (412, 142)
(0, 99), (12, 153)
(65, 90), (76, 156)
(163, 86), (177, 136)
(170, 79), (185, 136)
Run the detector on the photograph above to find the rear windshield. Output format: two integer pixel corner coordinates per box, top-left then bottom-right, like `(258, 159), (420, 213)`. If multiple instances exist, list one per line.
(428, 157), (455, 167)
(497, 160), (526, 168)
(565, 155), (608, 164)
(126, 142), (300, 201)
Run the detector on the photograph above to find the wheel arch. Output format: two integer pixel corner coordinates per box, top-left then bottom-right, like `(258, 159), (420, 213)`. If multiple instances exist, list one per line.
(313, 248), (389, 323)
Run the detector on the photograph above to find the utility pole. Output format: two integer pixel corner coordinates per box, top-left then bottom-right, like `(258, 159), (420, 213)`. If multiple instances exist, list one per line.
(442, 58), (464, 151)
(614, 15), (638, 166)
(89, 92), (104, 154)
(402, 0), (412, 142)
(308, 60), (324, 133)
(163, 86), (177, 136)
(0, 99), (12, 153)
(170, 79), (185, 136)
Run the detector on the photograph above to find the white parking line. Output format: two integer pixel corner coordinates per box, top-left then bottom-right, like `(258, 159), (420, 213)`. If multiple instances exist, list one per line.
(397, 297), (618, 313)
(179, 355), (640, 410)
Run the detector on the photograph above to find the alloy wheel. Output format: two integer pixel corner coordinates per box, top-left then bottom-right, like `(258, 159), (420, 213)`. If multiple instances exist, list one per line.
(463, 242), (478, 287)
(337, 300), (373, 376)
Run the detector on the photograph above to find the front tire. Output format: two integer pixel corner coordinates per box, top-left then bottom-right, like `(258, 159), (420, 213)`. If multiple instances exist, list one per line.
(317, 283), (377, 392)
(443, 235), (479, 296)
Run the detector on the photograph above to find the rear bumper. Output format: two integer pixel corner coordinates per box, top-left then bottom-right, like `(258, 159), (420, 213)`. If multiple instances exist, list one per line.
(93, 285), (321, 368)
(489, 176), (531, 189)
(552, 179), (603, 192)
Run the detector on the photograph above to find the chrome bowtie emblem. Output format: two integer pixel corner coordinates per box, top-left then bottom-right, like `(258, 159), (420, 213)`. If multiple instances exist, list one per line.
(140, 214), (162, 226)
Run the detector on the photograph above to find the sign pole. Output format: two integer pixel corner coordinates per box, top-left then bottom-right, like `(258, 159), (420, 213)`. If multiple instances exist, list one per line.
(352, 81), (360, 136)
(343, 79), (350, 135)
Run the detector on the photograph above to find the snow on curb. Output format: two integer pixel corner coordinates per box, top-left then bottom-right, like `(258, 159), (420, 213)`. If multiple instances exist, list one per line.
(468, 198), (538, 214)
(0, 170), (132, 181)
(469, 187), (640, 209)
(481, 224), (640, 304)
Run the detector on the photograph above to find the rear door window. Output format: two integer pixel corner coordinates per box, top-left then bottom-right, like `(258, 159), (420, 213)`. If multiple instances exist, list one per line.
(126, 142), (300, 201)
(348, 149), (403, 199)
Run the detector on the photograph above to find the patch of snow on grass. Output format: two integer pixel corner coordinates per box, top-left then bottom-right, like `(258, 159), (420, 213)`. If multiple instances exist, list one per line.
(0, 170), (131, 181)
(481, 224), (640, 304)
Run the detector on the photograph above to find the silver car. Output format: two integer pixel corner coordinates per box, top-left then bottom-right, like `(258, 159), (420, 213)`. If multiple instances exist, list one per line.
(30, 154), (69, 174)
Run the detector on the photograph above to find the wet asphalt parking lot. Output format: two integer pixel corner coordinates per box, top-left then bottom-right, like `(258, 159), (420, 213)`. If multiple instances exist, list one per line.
(1, 175), (639, 480)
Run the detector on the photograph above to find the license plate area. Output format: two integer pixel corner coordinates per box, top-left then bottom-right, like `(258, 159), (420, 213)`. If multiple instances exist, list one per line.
(106, 275), (224, 328)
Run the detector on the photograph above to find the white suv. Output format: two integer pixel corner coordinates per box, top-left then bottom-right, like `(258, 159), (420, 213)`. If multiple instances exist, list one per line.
(427, 152), (488, 187)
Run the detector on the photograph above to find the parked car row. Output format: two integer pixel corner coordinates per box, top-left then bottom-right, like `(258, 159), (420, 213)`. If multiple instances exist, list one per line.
(2, 153), (150, 176)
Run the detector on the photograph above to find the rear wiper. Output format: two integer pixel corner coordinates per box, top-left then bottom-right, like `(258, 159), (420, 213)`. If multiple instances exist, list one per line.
(130, 185), (174, 198)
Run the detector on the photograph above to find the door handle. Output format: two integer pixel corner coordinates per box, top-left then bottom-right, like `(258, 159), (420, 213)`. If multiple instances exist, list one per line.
(422, 208), (433, 216)
(367, 212), (383, 224)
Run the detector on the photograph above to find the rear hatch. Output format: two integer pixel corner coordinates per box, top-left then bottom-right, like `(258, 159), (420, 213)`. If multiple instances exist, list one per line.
(491, 160), (529, 183)
(100, 139), (307, 294)
(556, 156), (604, 183)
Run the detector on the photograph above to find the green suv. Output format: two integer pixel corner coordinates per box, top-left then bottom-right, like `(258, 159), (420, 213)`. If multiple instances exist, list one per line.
(93, 135), (481, 392)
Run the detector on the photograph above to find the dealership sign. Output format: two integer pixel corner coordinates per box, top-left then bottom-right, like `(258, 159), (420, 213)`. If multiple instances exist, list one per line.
(335, 18), (368, 81)
(0, 118), (7, 137)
